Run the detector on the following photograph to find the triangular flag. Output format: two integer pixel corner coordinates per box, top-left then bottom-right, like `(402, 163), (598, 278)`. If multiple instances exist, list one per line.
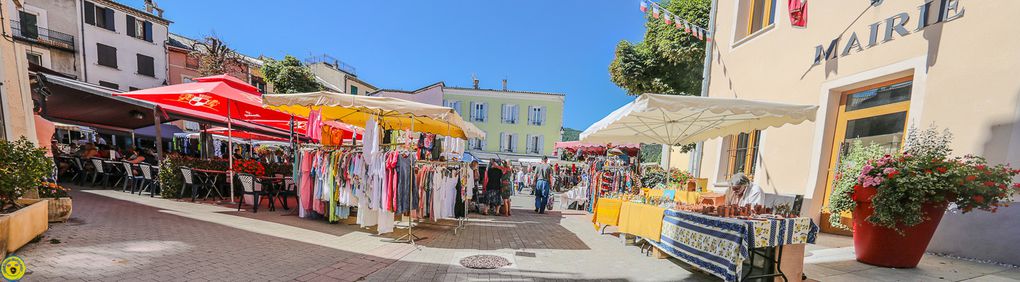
(697, 28), (705, 40)
(640, 0), (648, 13)
(652, 6), (660, 19)
(674, 19), (683, 29)
(664, 14), (673, 25)
(684, 21), (691, 33)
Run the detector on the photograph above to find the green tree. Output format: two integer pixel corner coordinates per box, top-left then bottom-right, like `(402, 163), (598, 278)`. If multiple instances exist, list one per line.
(261, 55), (321, 94)
(609, 0), (710, 96)
(560, 127), (581, 141)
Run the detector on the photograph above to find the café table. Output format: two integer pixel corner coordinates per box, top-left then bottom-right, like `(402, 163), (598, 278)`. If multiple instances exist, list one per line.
(191, 168), (228, 201)
(256, 175), (287, 211)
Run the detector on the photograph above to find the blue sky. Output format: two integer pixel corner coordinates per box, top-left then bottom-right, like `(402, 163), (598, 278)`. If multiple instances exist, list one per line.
(128, 0), (648, 130)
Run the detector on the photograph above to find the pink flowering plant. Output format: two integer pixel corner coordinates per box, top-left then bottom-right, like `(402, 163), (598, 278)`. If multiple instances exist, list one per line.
(835, 127), (1020, 232)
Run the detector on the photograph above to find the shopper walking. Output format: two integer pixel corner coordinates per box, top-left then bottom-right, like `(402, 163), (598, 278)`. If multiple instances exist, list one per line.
(534, 156), (553, 214)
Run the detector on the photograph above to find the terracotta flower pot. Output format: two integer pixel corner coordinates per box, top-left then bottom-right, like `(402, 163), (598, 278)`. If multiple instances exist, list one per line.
(852, 187), (947, 268)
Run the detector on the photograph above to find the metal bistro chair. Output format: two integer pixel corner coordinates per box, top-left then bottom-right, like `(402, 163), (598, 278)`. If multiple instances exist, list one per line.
(66, 158), (86, 185)
(179, 167), (214, 202)
(137, 164), (159, 197)
(121, 162), (144, 193)
(273, 174), (296, 210)
(89, 158), (115, 188)
(236, 173), (273, 213)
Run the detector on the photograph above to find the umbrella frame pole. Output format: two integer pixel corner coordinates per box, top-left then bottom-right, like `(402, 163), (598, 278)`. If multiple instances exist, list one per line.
(228, 100), (235, 204)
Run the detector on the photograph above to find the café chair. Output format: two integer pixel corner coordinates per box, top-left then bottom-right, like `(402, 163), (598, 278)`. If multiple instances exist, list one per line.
(236, 173), (273, 213)
(89, 158), (114, 188)
(121, 162), (144, 193)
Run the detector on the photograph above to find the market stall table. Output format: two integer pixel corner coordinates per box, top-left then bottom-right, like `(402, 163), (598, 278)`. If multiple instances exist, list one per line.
(650, 209), (818, 282)
(593, 198), (623, 230)
(616, 202), (665, 242)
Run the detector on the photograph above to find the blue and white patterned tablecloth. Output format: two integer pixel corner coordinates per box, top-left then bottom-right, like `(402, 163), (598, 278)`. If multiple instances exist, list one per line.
(649, 209), (818, 282)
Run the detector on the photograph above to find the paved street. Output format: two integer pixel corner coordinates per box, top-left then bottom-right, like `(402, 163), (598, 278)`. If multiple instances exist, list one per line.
(12, 186), (1020, 281)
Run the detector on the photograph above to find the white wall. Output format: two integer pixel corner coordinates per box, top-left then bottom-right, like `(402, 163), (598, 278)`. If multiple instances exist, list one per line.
(79, 1), (168, 90)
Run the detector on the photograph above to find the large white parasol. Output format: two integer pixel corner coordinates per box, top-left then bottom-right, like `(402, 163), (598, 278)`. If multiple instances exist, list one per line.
(580, 94), (818, 145)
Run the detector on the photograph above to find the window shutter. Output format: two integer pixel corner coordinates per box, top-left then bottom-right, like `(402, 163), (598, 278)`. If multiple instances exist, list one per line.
(540, 106), (547, 125)
(469, 102), (476, 120)
(97, 43), (117, 68)
(499, 132), (506, 151)
(482, 102), (488, 122)
(137, 54), (154, 77)
(126, 15), (136, 37)
(103, 8), (115, 31)
(539, 135), (545, 154)
(84, 1), (96, 25)
(143, 21), (153, 42)
(501, 104), (507, 123)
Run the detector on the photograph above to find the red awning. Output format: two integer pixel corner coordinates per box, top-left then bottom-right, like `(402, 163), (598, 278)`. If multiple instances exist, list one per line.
(204, 127), (288, 142)
(113, 74), (293, 122)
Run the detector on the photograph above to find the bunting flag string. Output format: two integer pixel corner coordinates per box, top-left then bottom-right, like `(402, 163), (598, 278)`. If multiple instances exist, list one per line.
(639, 0), (712, 42)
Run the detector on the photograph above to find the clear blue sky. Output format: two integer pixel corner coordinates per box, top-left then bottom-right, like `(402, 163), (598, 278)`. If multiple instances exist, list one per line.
(127, 0), (649, 130)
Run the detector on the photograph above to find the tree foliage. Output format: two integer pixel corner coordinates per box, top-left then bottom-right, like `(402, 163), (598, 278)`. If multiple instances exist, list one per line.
(261, 55), (321, 94)
(191, 35), (242, 76)
(560, 127), (581, 142)
(609, 0), (710, 96)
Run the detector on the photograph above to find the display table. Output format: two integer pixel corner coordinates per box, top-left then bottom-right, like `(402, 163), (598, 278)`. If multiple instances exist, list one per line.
(642, 188), (702, 204)
(593, 198), (623, 227)
(616, 201), (666, 242)
(650, 209), (818, 282)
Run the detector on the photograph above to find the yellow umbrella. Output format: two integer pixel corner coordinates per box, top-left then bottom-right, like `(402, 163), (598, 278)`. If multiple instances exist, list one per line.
(261, 91), (484, 139)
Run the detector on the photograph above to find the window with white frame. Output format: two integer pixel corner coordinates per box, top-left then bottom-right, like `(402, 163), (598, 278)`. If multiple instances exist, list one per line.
(528, 106), (546, 126)
(443, 100), (463, 116)
(526, 134), (544, 155)
(468, 137), (486, 150)
(499, 132), (517, 153)
(501, 104), (519, 124)
(469, 102), (488, 122)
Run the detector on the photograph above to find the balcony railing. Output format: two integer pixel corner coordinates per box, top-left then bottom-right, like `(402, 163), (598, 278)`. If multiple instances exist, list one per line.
(11, 20), (75, 51)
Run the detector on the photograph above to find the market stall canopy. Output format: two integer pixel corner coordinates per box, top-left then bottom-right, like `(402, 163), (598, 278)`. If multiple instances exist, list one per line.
(203, 127), (288, 142)
(262, 91), (485, 139)
(133, 124), (184, 139)
(32, 72), (168, 131)
(554, 141), (639, 150)
(580, 94), (818, 145)
(114, 74), (294, 123)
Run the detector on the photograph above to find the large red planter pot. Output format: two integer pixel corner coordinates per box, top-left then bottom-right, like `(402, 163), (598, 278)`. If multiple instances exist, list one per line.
(852, 188), (947, 268)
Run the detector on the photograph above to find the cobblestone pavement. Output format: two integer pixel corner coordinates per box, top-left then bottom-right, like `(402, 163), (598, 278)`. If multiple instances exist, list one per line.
(14, 187), (708, 281)
(13, 186), (1017, 281)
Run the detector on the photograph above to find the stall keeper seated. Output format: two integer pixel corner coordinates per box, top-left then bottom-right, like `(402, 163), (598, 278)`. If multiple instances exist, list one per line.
(724, 173), (763, 206)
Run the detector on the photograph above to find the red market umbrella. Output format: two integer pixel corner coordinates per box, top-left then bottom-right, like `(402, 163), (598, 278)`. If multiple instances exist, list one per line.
(114, 74), (290, 204)
(204, 127), (288, 142)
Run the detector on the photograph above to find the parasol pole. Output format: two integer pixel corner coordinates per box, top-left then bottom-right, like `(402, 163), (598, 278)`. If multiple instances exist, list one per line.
(228, 100), (235, 204)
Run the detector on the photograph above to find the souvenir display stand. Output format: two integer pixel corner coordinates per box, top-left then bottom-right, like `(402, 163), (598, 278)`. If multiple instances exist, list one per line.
(264, 92), (484, 245)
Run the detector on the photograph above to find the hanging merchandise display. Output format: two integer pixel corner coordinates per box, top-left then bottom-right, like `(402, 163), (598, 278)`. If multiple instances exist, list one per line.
(789, 0), (808, 28)
(639, 0), (713, 42)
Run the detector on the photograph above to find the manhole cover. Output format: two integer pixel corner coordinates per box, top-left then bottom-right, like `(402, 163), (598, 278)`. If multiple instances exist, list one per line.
(459, 255), (511, 269)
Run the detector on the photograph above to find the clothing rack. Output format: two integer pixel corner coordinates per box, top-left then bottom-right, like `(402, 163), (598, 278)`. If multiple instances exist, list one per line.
(412, 161), (471, 235)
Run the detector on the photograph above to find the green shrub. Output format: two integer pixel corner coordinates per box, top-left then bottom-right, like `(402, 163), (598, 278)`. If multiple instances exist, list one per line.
(0, 137), (54, 209)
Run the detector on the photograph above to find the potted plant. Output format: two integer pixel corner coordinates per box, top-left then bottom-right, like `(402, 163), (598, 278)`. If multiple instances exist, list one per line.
(0, 137), (54, 254)
(829, 127), (1020, 268)
(26, 181), (72, 223)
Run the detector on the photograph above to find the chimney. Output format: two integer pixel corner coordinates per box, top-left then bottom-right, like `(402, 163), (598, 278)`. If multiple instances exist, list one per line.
(502, 79), (508, 91)
(472, 74), (479, 89)
(144, 0), (164, 17)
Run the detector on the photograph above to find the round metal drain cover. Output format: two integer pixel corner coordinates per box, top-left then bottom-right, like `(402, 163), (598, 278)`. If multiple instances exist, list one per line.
(459, 255), (511, 269)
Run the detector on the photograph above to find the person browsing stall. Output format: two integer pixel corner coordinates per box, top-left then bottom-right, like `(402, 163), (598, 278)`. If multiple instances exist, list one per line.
(533, 156), (553, 214)
(725, 173), (764, 206)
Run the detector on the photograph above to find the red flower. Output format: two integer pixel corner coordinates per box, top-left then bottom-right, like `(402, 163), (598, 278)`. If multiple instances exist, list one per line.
(972, 195), (985, 203)
(984, 181), (996, 187)
(925, 169), (933, 174)
(888, 170), (900, 179)
(966, 175), (978, 182)
(977, 165), (987, 171)
(936, 167), (947, 174)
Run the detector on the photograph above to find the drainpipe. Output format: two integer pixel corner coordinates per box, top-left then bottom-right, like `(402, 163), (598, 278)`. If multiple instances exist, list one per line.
(690, 0), (719, 177)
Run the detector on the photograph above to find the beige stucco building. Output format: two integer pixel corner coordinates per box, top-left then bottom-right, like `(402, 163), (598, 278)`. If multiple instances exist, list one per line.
(695, 0), (1020, 264)
(1, 0), (39, 143)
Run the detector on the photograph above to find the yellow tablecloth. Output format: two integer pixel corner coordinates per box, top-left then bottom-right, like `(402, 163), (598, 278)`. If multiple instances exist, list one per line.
(642, 188), (702, 204)
(617, 202), (666, 242)
(593, 198), (623, 227)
